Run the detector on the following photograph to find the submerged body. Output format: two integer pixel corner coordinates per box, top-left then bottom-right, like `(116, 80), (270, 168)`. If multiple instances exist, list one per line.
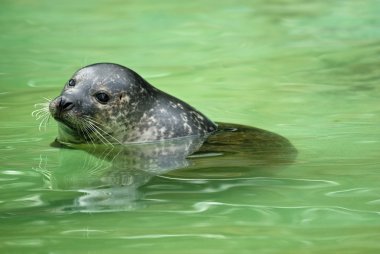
(49, 63), (217, 144)
(48, 63), (296, 166)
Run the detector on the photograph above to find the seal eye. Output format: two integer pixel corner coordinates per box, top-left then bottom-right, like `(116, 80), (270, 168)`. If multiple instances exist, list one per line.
(68, 79), (76, 87)
(95, 92), (110, 104)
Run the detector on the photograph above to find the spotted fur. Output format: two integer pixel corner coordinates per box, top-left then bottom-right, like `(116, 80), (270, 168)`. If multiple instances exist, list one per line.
(49, 63), (217, 144)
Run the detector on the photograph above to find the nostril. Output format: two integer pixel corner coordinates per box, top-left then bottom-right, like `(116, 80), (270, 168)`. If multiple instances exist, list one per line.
(62, 102), (74, 111)
(58, 97), (74, 112)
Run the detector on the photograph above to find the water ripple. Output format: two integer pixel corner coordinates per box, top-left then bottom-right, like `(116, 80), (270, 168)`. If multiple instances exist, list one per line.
(14, 194), (44, 207)
(367, 199), (380, 205)
(0, 137), (42, 144)
(3, 239), (44, 247)
(326, 188), (371, 197)
(149, 177), (339, 196)
(159, 175), (339, 186)
(168, 201), (380, 216)
(1, 170), (25, 175)
(61, 229), (109, 235)
(118, 234), (226, 240)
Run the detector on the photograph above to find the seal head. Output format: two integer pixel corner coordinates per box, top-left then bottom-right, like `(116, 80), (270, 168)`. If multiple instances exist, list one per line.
(49, 63), (217, 144)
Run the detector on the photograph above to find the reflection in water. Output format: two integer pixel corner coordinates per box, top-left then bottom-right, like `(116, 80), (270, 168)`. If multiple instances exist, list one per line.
(35, 123), (297, 212)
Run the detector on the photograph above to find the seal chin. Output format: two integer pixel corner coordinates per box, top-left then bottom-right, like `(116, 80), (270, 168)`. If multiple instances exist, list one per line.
(56, 122), (84, 144)
(52, 114), (76, 130)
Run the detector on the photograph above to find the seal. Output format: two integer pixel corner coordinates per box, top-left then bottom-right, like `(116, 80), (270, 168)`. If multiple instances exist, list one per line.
(49, 63), (217, 144)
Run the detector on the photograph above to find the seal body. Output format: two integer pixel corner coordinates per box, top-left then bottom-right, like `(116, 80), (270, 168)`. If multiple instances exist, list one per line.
(49, 63), (217, 144)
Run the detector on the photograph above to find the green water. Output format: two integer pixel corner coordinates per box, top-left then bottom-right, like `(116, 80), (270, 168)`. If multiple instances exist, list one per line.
(1, 0), (380, 253)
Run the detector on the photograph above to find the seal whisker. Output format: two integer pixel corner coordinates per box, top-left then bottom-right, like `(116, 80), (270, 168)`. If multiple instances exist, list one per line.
(33, 102), (50, 108)
(32, 107), (49, 118)
(32, 102), (50, 131)
(32, 101), (50, 122)
(35, 111), (49, 120)
(90, 123), (122, 145)
(91, 126), (115, 146)
(82, 116), (107, 127)
(83, 121), (107, 146)
(38, 113), (50, 131)
(84, 117), (122, 145)
(83, 127), (95, 146)
(77, 123), (89, 145)
(44, 115), (51, 129)
(85, 121), (114, 146)
(80, 121), (96, 147)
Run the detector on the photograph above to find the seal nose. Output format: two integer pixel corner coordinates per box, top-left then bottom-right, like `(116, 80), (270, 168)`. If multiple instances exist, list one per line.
(58, 97), (74, 112)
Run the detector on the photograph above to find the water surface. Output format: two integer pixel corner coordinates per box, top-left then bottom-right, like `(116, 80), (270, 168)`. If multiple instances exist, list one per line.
(1, 0), (380, 253)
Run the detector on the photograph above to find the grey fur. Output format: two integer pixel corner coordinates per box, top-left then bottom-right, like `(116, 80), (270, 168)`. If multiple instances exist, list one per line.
(49, 63), (217, 144)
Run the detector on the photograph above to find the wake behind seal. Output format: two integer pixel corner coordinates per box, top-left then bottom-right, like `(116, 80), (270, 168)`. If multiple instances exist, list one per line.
(48, 63), (217, 144)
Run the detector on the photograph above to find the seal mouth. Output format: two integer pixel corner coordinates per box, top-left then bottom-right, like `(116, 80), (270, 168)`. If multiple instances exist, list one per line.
(49, 102), (79, 132)
(54, 114), (100, 137)
(54, 114), (119, 145)
(49, 103), (80, 129)
(54, 116), (75, 129)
